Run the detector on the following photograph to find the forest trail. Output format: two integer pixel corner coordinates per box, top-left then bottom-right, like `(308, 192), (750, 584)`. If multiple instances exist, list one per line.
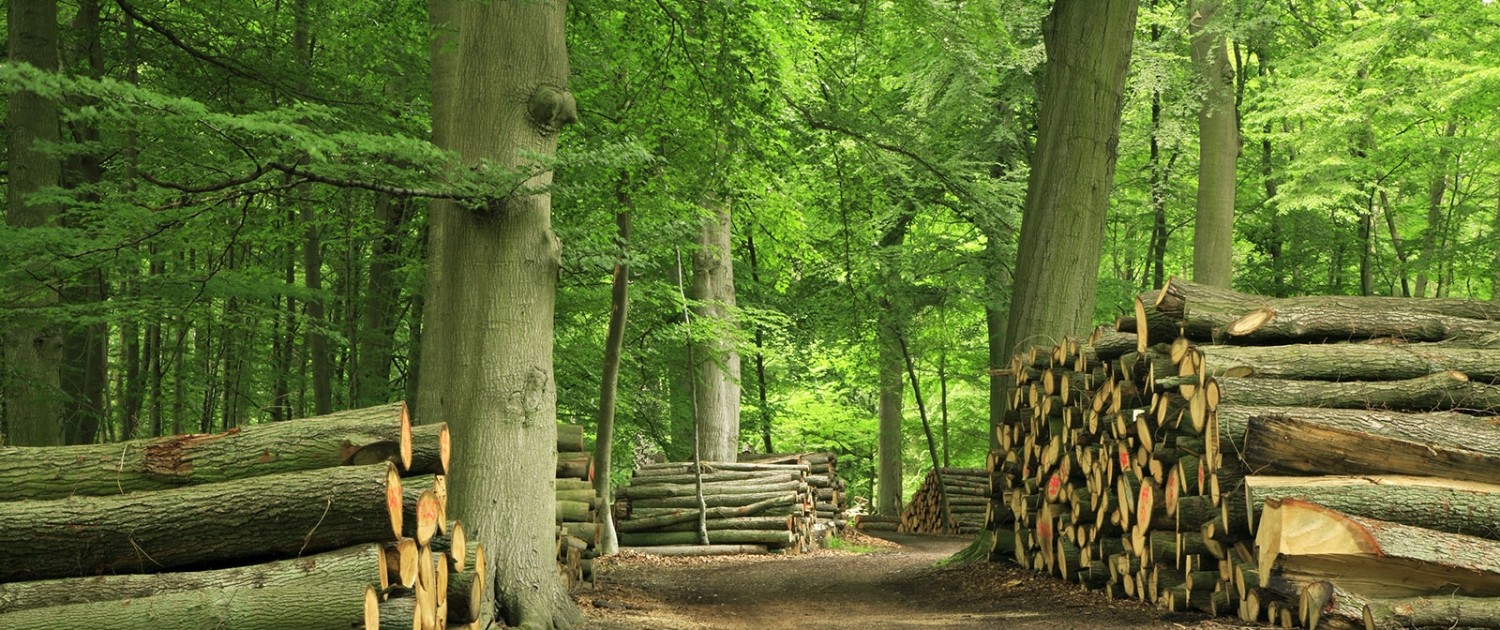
(581, 533), (1246, 629)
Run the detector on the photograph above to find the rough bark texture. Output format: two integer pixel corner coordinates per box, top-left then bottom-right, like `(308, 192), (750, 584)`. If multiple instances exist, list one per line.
(1198, 343), (1500, 382)
(0, 402), (407, 500)
(1157, 277), (1500, 323)
(877, 324), (904, 516)
(416, 0), (581, 626)
(1211, 371), (1500, 412)
(690, 199), (742, 462)
(0, 544), (384, 613)
(593, 205), (629, 555)
(0, 582), (370, 630)
(0, 463), (400, 582)
(352, 195), (409, 408)
(4, 0), (64, 447)
(1239, 407), (1500, 484)
(1003, 0), (1138, 360)
(1189, 0), (1238, 288)
(1226, 306), (1500, 345)
(1243, 475), (1500, 540)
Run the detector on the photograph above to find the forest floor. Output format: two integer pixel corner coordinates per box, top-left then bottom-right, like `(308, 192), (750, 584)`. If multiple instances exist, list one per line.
(578, 531), (1251, 629)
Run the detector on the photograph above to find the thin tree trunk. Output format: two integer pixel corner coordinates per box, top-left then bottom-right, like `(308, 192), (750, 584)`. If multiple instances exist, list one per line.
(4, 0), (65, 446)
(674, 246), (711, 547)
(745, 230), (773, 454)
(272, 208), (297, 420)
(1380, 191), (1412, 297)
(1189, 0), (1238, 288)
(417, 0), (581, 625)
(594, 181), (632, 556)
(896, 331), (951, 534)
(1148, 24), (1170, 290)
(1359, 191), (1376, 296)
(352, 194), (409, 407)
(1416, 121), (1458, 297)
(690, 199), (741, 462)
(1493, 188), (1500, 303)
(291, 0), (331, 416)
(938, 306), (950, 469)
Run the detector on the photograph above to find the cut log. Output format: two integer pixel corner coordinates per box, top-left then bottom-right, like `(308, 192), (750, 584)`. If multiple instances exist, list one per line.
(1243, 475), (1500, 540)
(634, 462), (809, 476)
(0, 403), (414, 501)
(0, 581), (371, 630)
(617, 530), (794, 546)
(0, 544), (385, 613)
(617, 544), (769, 556)
(623, 471), (803, 486)
(557, 452), (594, 480)
(1156, 277), (1500, 324)
(614, 495), (797, 532)
(1256, 499), (1500, 598)
(616, 480), (805, 500)
(636, 516), (792, 533)
(1226, 306), (1500, 344)
(557, 423), (585, 453)
(624, 490), (804, 510)
(1197, 343), (1500, 383)
(1238, 407), (1500, 483)
(1211, 371), (1500, 412)
(0, 462), (402, 582)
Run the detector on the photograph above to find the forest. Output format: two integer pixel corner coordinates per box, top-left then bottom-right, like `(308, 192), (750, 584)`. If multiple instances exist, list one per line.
(3, 0), (1500, 626)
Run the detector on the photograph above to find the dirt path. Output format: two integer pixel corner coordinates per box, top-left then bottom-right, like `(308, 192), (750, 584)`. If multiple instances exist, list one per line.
(581, 533), (1248, 629)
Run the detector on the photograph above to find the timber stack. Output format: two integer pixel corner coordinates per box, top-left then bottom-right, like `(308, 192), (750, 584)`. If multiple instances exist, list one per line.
(554, 422), (600, 590)
(984, 278), (1500, 630)
(740, 451), (848, 526)
(898, 467), (990, 534)
(0, 402), (488, 630)
(612, 460), (817, 554)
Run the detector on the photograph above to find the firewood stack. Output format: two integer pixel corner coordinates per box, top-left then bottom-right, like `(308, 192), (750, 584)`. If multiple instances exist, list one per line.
(740, 451), (847, 525)
(898, 467), (990, 534)
(984, 278), (1500, 630)
(554, 422), (599, 590)
(611, 461), (817, 554)
(0, 402), (487, 630)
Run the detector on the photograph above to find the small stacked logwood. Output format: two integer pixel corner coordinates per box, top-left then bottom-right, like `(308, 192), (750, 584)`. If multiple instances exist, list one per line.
(851, 513), (900, 532)
(984, 278), (1500, 630)
(740, 451), (847, 526)
(0, 402), (486, 630)
(555, 422), (599, 590)
(612, 461), (816, 555)
(897, 467), (991, 534)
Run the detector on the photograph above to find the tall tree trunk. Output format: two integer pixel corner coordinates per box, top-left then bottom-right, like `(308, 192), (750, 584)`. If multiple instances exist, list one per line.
(1189, 0), (1238, 288)
(689, 199), (741, 462)
(1492, 188), (1500, 304)
(1416, 122), (1458, 298)
(1359, 191), (1376, 296)
(294, 0), (332, 416)
(418, 0), (581, 626)
(744, 231), (773, 454)
(4, 0), (64, 446)
(985, 302), (1005, 450)
(1148, 23), (1170, 290)
(1255, 49), (1288, 297)
(1003, 0), (1138, 360)
(351, 195), (409, 407)
(875, 210), (913, 517)
(1379, 191), (1412, 297)
(594, 184), (631, 556)
(271, 209), (297, 420)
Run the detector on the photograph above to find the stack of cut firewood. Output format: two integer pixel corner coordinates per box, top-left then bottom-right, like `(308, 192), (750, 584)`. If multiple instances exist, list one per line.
(898, 468), (991, 534)
(554, 423), (599, 590)
(0, 402), (485, 630)
(985, 278), (1500, 629)
(611, 461), (816, 554)
(740, 451), (846, 525)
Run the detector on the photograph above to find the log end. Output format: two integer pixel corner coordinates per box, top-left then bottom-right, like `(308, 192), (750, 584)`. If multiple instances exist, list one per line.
(417, 489), (442, 547)
(400, 403), (414, 472)
(449, 520), (467, 571)
(1134, 297), (1150, 354)
(364, 584), (381, 630)
(1227, 307), (1275, 337)
(386, 462), (404, 539)
(438, 423), (451, 475)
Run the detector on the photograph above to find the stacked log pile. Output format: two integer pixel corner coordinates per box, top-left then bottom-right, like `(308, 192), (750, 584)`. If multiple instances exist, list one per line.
(554, 423), (599, 590)
(0, 402), (486, 630)
(740, 451), (847, 525)
(984, 278), (1500, 630)
(612, 461), (816, 554)
(898, 467), (991, 534)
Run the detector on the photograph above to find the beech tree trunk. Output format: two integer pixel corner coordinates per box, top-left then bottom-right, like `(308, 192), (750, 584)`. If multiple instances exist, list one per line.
(690, 198), (741, 462)
(1416, 122), (1458, 298)
(1189, 0), (1238, 288)
(352, 194), (409, 407)
(594, 198), (627, 556)
(4, 0), (64, 446)
(417, 0), (582, 625)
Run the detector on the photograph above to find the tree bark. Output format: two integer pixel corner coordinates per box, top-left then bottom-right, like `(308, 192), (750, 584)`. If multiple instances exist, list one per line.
(0, 463), (403, 582)
(1197, 343), (1500, 382)
(1416, 122), (1458, 298)
(1242, 475), (1500, 541)
(690, 198), (741, 462)
(1189, 0), (1238, 288)
(617, 529), (793, 547)
(594, 195), (630, 556)
(4, 0), (64, 446)
(0, 544), (385, 613)
(1224, 306), (1500, 345)
(352, 194), (409, 408)
(416, 0), (582, 625)
(1157, 277), (1500, 324)
(875, 210), (912, 516)
(1210, 371), (1500, 412)
(0, 582), (373, 630)
(1235, 407), (1500, 484)
(745, 230), (774, 453)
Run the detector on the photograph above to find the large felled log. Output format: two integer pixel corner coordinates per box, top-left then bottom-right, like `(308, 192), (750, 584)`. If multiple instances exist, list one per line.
(0, 463), (402, 582)
(0, 403), (432, 501)
(1242, 476), (1500, 540)
(614, 495), (796, 532)
(1226, 306), (1500, 345)
(1156, 277), (1500, 325)
(1237, 407), (1500, 483)
(1197, 343), (1500, 382)
(557, 452), (594, 480)
(1211, 371), (1500, 412)
(1256, 499), (1500, 598)
(0, 581), (370, 630)
(0, 544), (385, 613)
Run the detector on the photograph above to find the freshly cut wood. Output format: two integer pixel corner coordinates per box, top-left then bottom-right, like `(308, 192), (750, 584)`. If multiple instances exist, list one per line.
(1256, 499), (1500, 598)
(618, 544), (769, 556)
(0, 543), (386, 613)
(1156, 277), (1500, 324)
(557, 423), (585, 453)
(1211, 371), (1500, 412)
(617, 530), (793, 546)
(616, 480), (804, 499)
(1197, 343), (1500, 382)
(0, 403), (414, 501)
(0, 463), (402, 582)
(1226, 306), (1500, 344)
(1238, 407), (1500, 483)
(615, 495), (797, 532)
(1243, 475), (1500, 540)
(0, 581), (371, 630)
(445, 570), (484, 625)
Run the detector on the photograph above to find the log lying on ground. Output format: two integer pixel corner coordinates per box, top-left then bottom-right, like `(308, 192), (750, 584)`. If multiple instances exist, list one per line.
(1225, 306), (1500, 345)
(634, 461), (810, 476)
(1256, 499), (1500, 598)
(0, 462), (403, 582)
(557, 451), (594, 480)
(614, 495), (797, 532)
(616, 480), (805, 499)
(1212, 370), (1500, 411)
(1237, 407), (1500, 483)
(899, 468), (991, 534)
(0, 543), (387, 613)
(0, 403), (438, 501)
(557, 423), (585, 453)
(625, 471), (804, 486)
(619, 544), (769, 556)
(1197, 343), (1500, 382)
(1155, 277), (1500, 331)
(1242, 476), (1500, 540)
(618, 530), (794, 546)
(0, 580), (371, 630)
